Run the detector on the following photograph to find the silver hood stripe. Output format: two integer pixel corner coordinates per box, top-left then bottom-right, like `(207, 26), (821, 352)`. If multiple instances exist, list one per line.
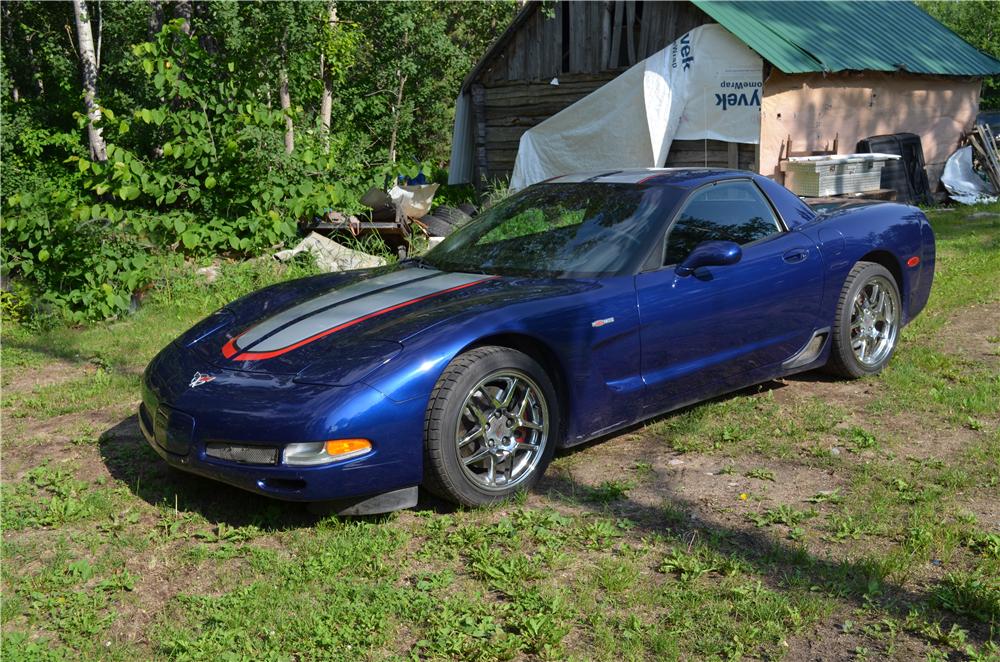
(224, 270), (492, 360)
(237, 268), (431, 348)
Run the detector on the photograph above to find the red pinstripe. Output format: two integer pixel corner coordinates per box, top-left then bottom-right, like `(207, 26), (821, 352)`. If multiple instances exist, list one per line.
(222, 277), (494, 362)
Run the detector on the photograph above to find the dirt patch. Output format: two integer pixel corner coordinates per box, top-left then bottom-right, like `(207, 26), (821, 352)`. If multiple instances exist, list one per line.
(934, 300), (1000, 367)
(784, 613), (931, 662)
(1, 406), (133, 482)
(2, 360), (96, 394)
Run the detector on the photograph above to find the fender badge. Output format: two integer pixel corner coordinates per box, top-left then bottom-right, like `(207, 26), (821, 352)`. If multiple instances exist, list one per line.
(189, 372), (216, 388)
(591, 317), (615, 328)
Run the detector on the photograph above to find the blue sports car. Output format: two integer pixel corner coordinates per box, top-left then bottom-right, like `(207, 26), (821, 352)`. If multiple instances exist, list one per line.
(141, 169), (935, 513)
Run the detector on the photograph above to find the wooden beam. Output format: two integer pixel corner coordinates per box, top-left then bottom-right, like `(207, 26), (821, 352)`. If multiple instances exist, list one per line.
(471, 83), (488, 188)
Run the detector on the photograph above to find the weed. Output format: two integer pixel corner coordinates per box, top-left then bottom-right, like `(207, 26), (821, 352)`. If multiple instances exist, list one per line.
(964, 531), (1000, 559)
(659, 548), (718, 582)
(581, 479), (634, 504)
(748, 505), (817, 528)
(632, 461), (654, 477)
(827, 514), (866, 542)
(806, 489), (843, 504)
(847, 426), (879, 451)
(932, 570), (1000, 622)
(745, 468), (775, 482)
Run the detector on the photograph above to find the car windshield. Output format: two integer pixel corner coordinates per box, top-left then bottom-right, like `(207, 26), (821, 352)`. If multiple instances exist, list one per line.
(423, 183), (678, 278)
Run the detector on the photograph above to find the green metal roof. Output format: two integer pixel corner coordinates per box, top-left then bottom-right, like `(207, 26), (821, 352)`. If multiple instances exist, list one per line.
(691, 1), (1000, 76)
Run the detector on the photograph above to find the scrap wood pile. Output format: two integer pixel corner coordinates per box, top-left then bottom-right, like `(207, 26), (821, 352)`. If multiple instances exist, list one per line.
(308, 182), (476, 257)
(968, 122), (1000, 192)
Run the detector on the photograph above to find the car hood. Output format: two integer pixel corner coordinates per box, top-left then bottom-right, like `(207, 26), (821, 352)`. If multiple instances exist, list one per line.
(176, 264), (575, 381)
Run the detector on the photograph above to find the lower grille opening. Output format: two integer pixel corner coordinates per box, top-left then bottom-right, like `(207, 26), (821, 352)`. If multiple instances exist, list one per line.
(205, 443), (278, 465)
(261, 478), (307, 491)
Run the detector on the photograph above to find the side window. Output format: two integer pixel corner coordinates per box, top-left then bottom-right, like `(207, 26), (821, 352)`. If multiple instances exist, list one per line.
(664, 181), (782, 265)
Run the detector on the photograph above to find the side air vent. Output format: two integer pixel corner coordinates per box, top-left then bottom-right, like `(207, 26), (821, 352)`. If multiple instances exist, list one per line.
(783, 328), (830, 370)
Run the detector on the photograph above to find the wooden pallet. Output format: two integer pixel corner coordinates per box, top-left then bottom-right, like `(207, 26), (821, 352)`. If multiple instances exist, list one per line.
(970, 123), (1000, 193)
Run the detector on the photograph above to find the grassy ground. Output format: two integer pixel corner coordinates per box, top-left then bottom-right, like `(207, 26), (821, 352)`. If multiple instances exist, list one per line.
(2, 205), (998, 661)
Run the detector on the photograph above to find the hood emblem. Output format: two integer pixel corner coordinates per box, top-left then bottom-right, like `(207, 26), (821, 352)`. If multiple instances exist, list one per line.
(591, 317), (615, 328)
(189, 372), (216, 388)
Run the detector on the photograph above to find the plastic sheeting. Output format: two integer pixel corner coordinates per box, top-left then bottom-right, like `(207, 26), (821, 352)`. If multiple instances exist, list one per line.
(447, 93), (473, 185)
(941, 146), (997, 205)
(509, 24), (762, 190)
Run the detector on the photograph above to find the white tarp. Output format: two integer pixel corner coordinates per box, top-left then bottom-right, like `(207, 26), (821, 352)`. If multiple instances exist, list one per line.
(509, 24), (762, 190)
(941, 145), (998, 205)
(447, 93), (473, 185)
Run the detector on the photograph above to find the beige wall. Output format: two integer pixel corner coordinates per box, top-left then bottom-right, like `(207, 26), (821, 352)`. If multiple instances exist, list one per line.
(759, 71), (981, 191)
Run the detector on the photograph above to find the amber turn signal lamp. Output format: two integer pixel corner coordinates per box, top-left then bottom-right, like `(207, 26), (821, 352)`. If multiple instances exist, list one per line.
(324, 439), (371, 456)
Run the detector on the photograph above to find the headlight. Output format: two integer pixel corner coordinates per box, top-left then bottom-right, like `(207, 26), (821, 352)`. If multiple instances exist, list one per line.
(282, 439), (372, 466)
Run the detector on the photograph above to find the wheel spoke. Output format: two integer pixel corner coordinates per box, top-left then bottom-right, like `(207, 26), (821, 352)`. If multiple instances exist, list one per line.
(515, 442), (538, 454)
(867, 283), (880, 312)
(517, 391), (531, 418)
(486, 455), (496, 485)
(465, 403), (488, 428)
(463, 447), (490, 467)
(490, 377), (519, 410)
(517, 418), (543, 431)
(458, 426), (484, 448)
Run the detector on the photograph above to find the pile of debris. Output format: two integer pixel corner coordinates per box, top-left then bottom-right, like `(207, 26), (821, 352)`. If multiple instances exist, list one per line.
(306, 183), (476, 258)
(278, 180), (479, 273)
(942, 122), (1000, 205)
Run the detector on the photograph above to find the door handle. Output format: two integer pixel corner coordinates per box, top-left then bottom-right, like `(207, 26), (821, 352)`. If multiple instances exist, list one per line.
(783, 248), (809, 264)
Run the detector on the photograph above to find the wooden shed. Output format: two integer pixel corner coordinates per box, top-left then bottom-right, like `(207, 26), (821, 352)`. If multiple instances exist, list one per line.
(451, 0), (1000, 190)
(454, 0), (756, 185)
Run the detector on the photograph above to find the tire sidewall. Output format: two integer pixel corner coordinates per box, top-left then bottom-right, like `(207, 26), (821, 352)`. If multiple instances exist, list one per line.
(836, 263), (901, 377)
(429, 348), (560, 506)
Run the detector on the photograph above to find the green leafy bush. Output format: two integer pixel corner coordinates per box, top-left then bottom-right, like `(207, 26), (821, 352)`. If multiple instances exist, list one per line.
(2, 176), (148, 322)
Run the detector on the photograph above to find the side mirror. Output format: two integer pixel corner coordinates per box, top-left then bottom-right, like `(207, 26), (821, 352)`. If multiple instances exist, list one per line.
(675, 240), (742, 277)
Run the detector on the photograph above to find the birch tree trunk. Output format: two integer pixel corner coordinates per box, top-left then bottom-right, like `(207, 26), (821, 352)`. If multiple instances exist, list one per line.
(319, 2), (337, 153)
(173, 0), (192, 36)
(147, 0), (164, 39)
(387, 69), (406, 165)
(71, 0), (108, 162)
(279, 32), (294, 154)
(387, 32), (408, 165)
(3, 4), (20, 102)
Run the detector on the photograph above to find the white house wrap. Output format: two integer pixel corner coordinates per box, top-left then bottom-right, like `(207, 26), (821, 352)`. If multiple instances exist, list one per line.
(509, 24), (762, 190)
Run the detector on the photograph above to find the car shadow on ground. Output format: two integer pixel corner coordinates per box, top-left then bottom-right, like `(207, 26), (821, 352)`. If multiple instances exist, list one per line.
(98, 414), (460, 530)
(97, 380), (790, 529)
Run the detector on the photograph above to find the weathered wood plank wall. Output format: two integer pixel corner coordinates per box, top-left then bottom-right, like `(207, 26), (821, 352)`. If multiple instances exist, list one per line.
(471, 1), (720, 182)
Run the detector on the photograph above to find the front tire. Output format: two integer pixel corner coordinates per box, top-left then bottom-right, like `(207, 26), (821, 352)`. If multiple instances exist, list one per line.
(423, 346), (559, 507)
(826, 261), (902, 379)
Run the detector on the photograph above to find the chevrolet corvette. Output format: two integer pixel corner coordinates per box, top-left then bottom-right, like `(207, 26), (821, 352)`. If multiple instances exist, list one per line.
(140, 169), (935, 513)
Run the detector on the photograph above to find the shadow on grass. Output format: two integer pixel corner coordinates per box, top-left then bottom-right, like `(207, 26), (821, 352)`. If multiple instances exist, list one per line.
(535, 470), (995, 648)
(98, 414), (461, 530)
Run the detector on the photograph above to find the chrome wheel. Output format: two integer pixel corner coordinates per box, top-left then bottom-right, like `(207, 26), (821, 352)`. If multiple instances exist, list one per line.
(850, 275), (899, 367)
(455, 370), (549, 492)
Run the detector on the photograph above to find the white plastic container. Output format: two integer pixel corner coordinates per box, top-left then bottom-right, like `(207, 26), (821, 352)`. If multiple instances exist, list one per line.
(782, 153), (900, 197)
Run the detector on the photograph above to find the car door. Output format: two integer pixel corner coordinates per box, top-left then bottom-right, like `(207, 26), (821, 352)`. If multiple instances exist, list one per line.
(635, 179), (823, 413)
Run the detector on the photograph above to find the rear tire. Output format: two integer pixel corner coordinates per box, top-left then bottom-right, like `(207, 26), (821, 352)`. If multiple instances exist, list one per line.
(826, 261), (901, 379)
(423, 346), (559, 507)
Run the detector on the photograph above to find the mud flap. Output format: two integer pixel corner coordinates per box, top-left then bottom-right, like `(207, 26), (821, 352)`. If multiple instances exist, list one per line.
(307, 486), (419, 517)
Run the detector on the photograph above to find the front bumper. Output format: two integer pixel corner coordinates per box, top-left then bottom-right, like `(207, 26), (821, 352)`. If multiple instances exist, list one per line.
(140, 342), (427, 502)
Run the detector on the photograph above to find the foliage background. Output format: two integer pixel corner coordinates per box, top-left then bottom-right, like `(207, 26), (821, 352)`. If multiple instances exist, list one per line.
(1, 0), (516, 322)
(920, 0), (1000, 110)
(1, 0), (998, 323)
